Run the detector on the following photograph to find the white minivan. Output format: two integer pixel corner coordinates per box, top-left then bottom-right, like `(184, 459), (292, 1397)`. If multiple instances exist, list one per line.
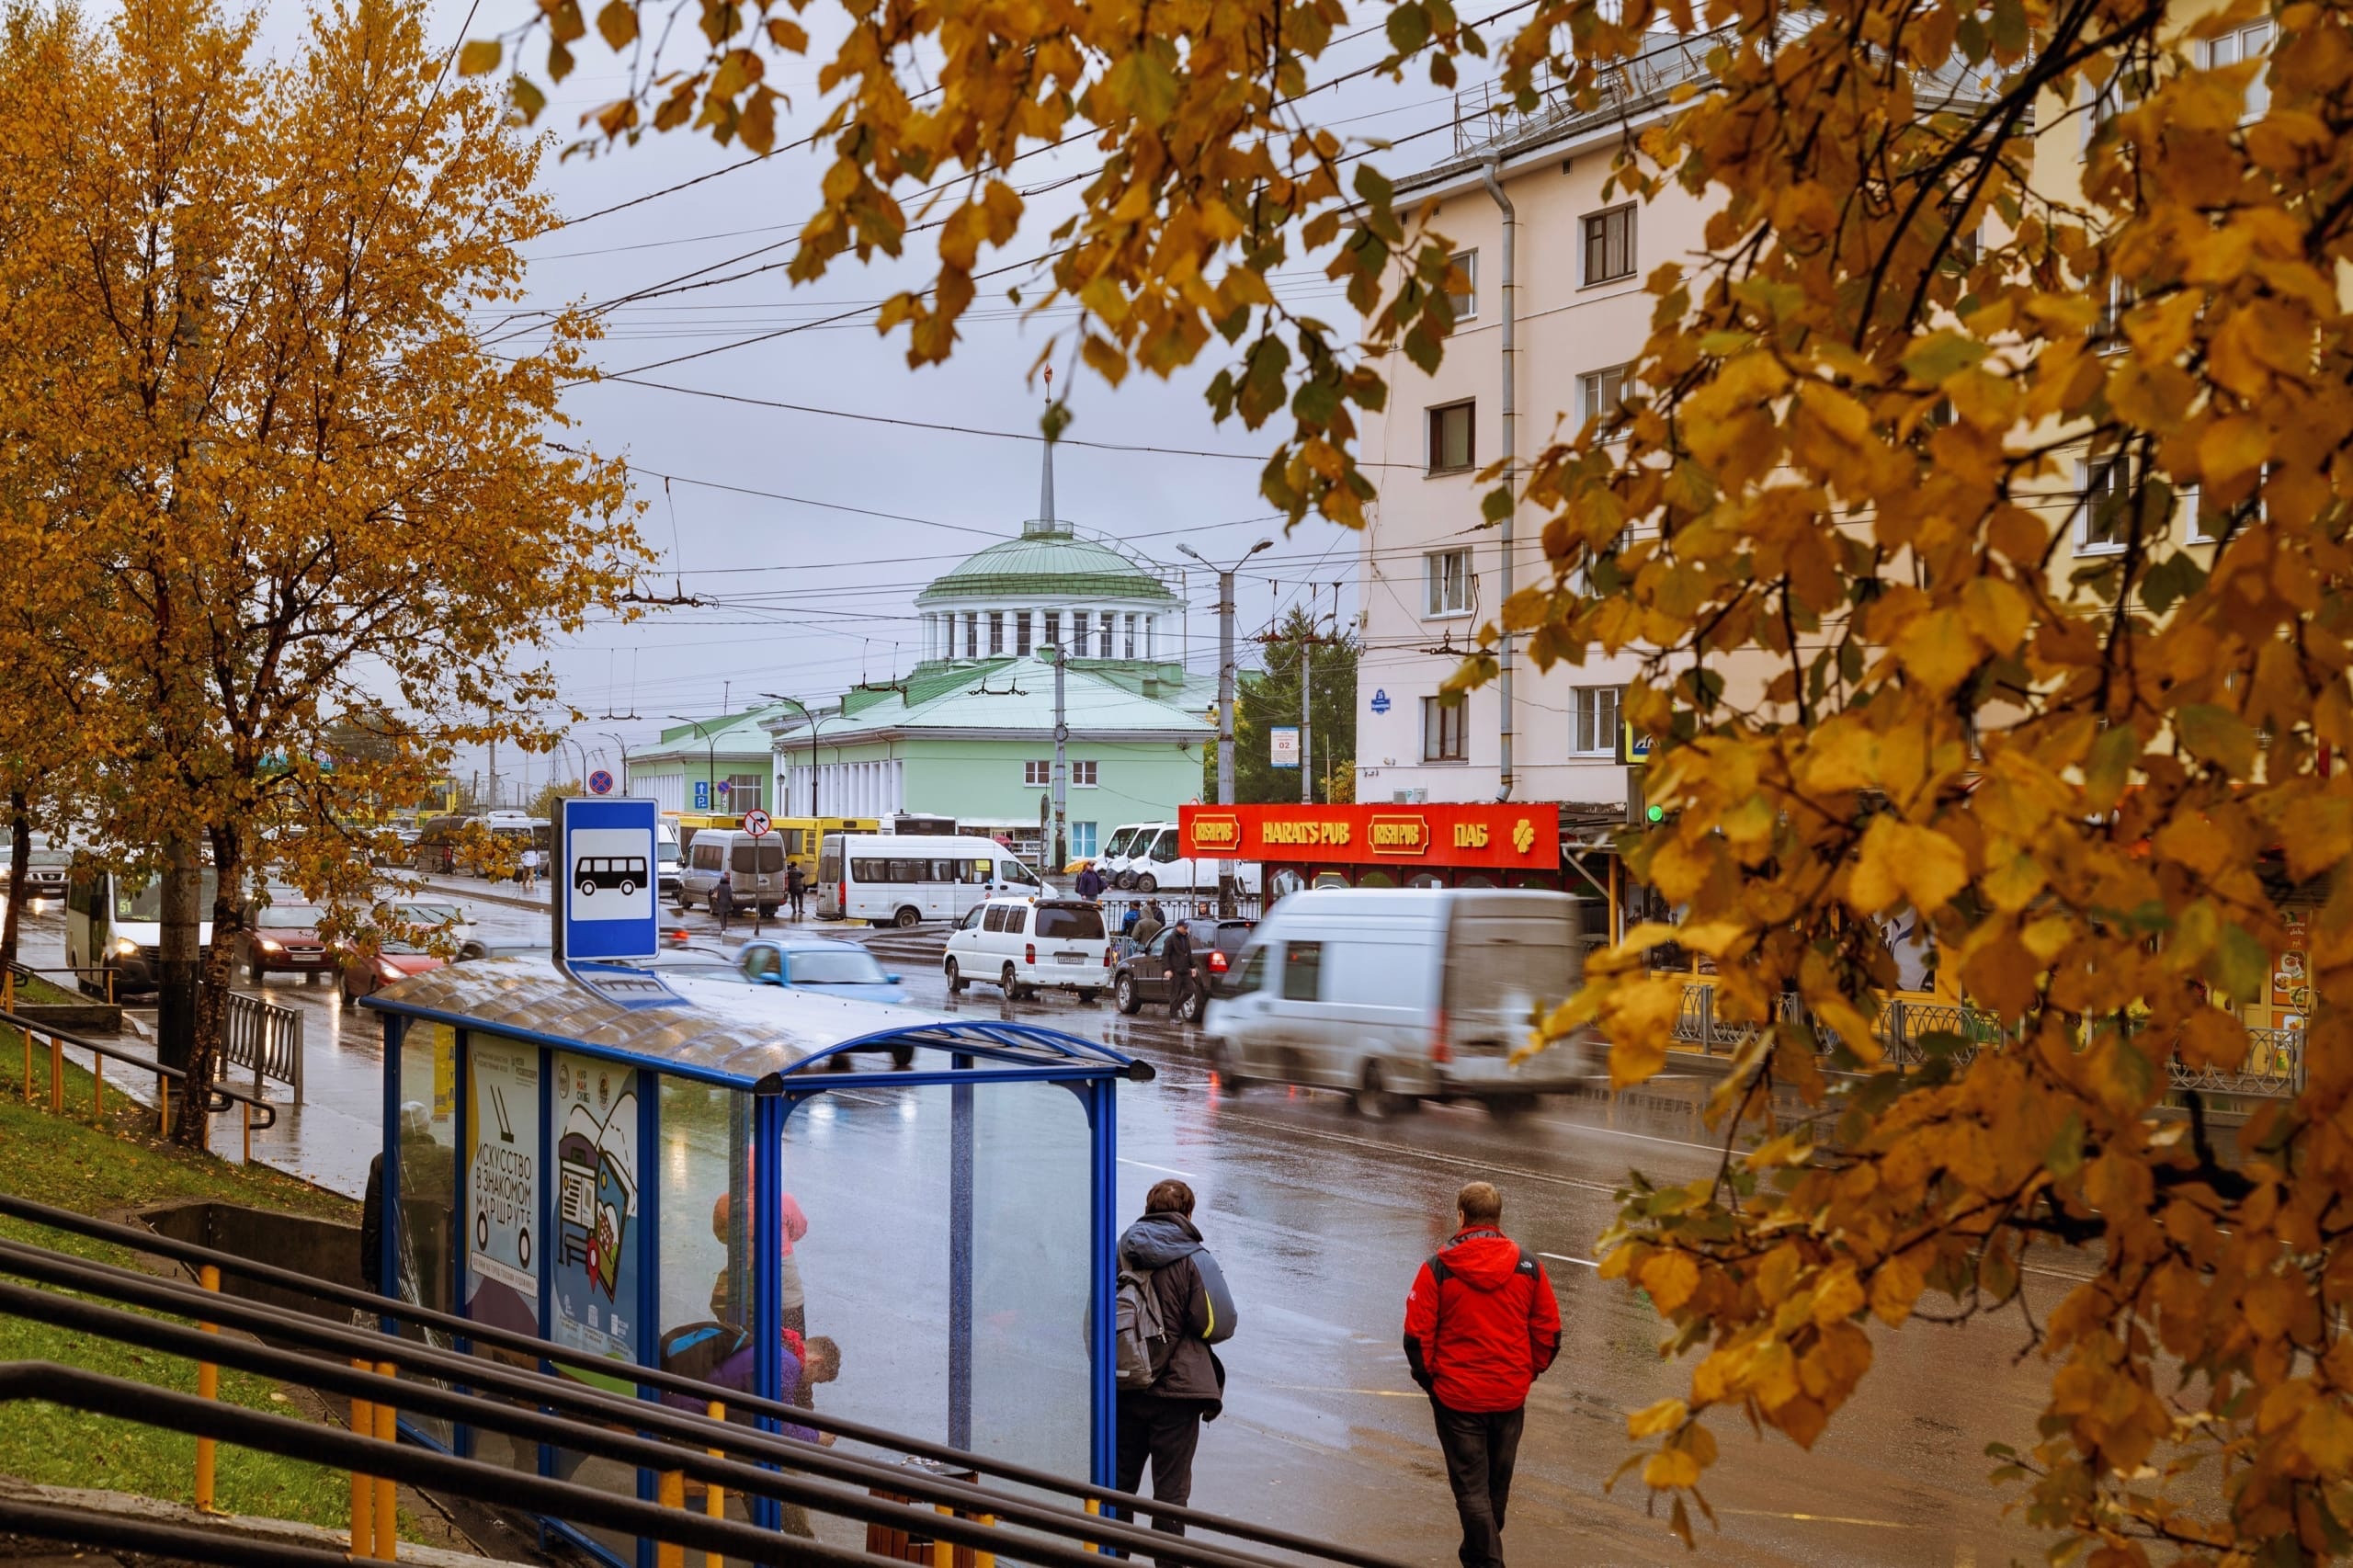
(1113, 824), (1261, 895)
(1093, 822), (1158, 882)
(678, 829), (788, 913)
(1201, 887), (1595, 1115)
(817, 834), (1040, 927)
(943, 896), (1115, 1002)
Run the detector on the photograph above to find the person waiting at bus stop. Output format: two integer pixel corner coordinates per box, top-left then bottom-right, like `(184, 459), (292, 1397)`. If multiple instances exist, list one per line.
(709, 869), (735, 933)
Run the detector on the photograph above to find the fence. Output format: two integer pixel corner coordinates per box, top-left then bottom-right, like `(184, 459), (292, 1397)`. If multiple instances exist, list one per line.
(222, 988), (303, 1103)
(3, 1005), (277, 1147)
(1667, 980), (2305, 1097)
(0, 1189), (1413, 1568)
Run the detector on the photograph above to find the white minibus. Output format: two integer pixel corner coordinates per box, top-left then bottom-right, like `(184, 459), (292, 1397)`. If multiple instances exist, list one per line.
(1093, 822), (1157, 881)
(64, 857), (221, 996)
(816, 834), (1041, 927)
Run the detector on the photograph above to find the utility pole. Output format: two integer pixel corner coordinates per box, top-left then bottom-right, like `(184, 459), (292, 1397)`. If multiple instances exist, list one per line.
(1301, 642), (1313, 805)
(1180, 538), (1272, 915)
(1051, 639), (1069, 869)
(487, 737), (497, 812)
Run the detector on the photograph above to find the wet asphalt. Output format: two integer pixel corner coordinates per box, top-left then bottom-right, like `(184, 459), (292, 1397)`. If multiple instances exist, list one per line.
(16, 891), (2051, 1567)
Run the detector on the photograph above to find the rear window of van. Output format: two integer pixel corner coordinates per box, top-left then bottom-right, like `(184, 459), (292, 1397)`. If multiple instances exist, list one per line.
(1036, 906), (1105, 941)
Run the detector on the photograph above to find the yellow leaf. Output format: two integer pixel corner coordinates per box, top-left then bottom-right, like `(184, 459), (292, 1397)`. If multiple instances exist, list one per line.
(1870, 1255), (1925, 1326)
(1961, 577), (2029, 653)
(1643, 1448), (1700, 1489)
(1848, 815), (1969, 916)
(2199, 415), (2271, 491)
(1628, 1397), (1688, 1438)
(457, 39), (502, 75)
(1639, 1250), (1701, 1314)
(1893, 607), (1978, 695)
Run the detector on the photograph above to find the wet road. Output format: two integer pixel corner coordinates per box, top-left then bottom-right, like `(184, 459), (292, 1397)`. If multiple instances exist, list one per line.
(17, 894), (2051, 1565)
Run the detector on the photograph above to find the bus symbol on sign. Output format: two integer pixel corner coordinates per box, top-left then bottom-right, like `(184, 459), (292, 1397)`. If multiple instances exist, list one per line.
(574, 856), (647, 898)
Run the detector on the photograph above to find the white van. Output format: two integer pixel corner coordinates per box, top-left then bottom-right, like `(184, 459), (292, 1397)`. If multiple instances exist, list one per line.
(1093, 822), (1158, 881)
(816, 834), (1040, 927)
(943, 896), (1114, 1001)
(654, 817), (683, 899)
(678, 829), (787, 913)
(1112, 823), (1262, 895)
(1201, 888), (1594, 1115)
(64, 857), (220, 996)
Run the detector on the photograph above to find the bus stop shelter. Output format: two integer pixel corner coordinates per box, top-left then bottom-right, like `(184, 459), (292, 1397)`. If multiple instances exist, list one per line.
(361, 956), (1151, 1564)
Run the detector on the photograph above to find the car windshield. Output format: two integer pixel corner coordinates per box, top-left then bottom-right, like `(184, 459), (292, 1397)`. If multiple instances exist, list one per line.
(397, 903), (461, 926)
(657, 843), (681, 865)
(27, 849), (69, 868)
(381, 940), (427, 956)
(257, 905), (324, 928)
(115, 867), (221, 922)
(1036, 905), (1106, 941)
(787, 949), (890, 985)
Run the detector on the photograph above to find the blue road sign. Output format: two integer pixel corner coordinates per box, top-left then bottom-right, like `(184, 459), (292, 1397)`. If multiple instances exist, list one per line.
(587, 768), (614, 796)
(1370, 688), (1392, 715)
(556, 796), (660, 962)
(692, 779), (710, 811)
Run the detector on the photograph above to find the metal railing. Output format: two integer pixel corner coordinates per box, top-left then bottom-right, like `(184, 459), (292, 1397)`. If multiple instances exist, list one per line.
(1667, 981), (2305, 1096)
(2, 1007), (276, 1143)
(222, 989), (303, 1103)
(0, 1190), (1412, 1568)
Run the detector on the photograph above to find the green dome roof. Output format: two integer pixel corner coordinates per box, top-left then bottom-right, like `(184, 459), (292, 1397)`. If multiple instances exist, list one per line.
(915, 522), (1178, 607)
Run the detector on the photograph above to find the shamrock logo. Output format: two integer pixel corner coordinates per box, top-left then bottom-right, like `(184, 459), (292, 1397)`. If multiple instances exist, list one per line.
(1512, 817), (1535, 855)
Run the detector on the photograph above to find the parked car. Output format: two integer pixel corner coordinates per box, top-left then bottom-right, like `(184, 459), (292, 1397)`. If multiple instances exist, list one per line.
(383, 899), (476, 957)
(235, 899), (334, 985)
(943, 897), (1113, 1003)
(1201, 888), (1596, 1116)
(1112, 917), (1256, 1023)
(341, 939), (444, 1003)
(738, 935), (910, 1004)
(409, 814), (473, 875)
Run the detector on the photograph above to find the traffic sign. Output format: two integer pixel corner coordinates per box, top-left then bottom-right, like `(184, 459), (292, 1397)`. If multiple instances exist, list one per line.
(555, 796), (660, 963)
(692, 780), (710, 811)
(743, 809), (771, 837)
(587, 769), (614, 796)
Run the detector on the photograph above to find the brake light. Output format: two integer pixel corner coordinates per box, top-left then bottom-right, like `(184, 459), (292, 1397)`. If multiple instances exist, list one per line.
(1431, 1010), (1452, 1063)
(1207, 950), (1229, 973)
(1104, 948), (1115, 968)
(1026, 943), (1036, 965)
(837, 881), (846, 907)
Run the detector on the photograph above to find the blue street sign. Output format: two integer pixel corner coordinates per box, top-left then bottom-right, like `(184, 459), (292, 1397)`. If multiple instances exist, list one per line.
(692, 779), (710, 811)
(1370, 688), (1392, 715)
(587, 768), (614, 796)
(555, 796), (660, 962)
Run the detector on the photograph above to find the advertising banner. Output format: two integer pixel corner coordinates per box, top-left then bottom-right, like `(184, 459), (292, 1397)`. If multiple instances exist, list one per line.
(551, 1052), (641, 1371)
(465, 1038), (540, 1333)
(1178, 801), (1561, 870)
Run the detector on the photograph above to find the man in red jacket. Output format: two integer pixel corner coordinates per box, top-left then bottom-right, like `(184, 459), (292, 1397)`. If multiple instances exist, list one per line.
(1403, 1181), (1563, 1568)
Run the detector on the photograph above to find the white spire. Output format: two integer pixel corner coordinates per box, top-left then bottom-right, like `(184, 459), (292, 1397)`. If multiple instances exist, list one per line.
(1039, 367), (1057, 527)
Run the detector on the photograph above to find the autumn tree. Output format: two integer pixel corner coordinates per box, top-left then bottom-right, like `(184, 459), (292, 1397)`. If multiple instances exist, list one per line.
(1204, 607), (1360, 803)
(442, 0), (2353, 1555)
(2, 0), (639, 1135)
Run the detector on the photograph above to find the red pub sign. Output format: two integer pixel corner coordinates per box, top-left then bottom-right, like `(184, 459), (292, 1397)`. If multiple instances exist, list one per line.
(1178, 802), (1561, 869)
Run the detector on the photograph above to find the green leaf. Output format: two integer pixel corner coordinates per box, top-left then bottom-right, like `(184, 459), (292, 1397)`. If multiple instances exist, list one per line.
(2176, 703), (2257, 778)
(2139, 551), (2207, 615)
(2044, 1110), (2084, 1179)
(2083, 722), (2139, 812)
(2210, 924), (2269, 1006)
(1386, 2), (1431, 54)
(1106, 51), (1180, 129)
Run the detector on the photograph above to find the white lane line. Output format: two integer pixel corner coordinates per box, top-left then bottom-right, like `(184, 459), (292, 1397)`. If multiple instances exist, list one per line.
(1120, 1158), (1199, 1179)
(1540, 1252), (1599, 1269)
(1214, 1112), (1622, 1196)
(1553, 1122), (1749, 1156)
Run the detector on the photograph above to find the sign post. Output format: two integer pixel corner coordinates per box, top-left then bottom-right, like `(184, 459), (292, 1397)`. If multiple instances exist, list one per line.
(554, 797), (661, 964)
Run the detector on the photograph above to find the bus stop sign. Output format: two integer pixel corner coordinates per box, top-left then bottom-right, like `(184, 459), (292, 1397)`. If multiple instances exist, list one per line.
(555, 796), (660, 962)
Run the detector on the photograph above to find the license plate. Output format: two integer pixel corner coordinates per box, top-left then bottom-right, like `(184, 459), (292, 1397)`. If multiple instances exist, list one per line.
(1055, 951), (1085, 963)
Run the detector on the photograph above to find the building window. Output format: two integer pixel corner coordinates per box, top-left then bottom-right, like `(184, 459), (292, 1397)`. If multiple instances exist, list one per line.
(1024, 760), (1051, 786)
(1097, 612), (1113, 658)
(1043, 610), (1061, 650)
(2075, 456), (2142, 555)
(1426, 549), (1472, 617)
(1427, 401), (1475, 474)
(2081, 68), (2143, 153)
(1422, 696), (1467, 762)
(722, 773), (765, 810)
(1124, 613), (1137, 659)
(1017, 611), (1034, 656)
(1447, 248), (1477, 321)
(965, 612), (979, 658)
(1073, 760), (1098, 787)
(1579, 364), (1631, 430)
(1571, 687), (1621, 756)
(2203, 20), (2275, 119)
(1582, 205), (1636, 285)
(988, 611), (1005, 655)
(1073, 822), (1097, 858)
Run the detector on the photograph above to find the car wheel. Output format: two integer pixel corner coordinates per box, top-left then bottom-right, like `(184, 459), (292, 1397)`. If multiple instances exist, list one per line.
(1077, 988), (1099, 1006)
(1114, 870), (1135, 890)
(1354, 1061), (1401, 1120)
(1176, 986), (1202, 1025)
(945, 959), (967, 994)
(895, 905), (922, 929)
(1115, 974), (1141, 1015)
(1210, 1039), (1249, 1094)
(1136, 873), (1158, 894)
(1001, 962), (1019, 996)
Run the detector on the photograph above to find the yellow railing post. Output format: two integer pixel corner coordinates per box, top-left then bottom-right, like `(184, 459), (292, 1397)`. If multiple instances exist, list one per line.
(195, 1265), (221, 1513)
(242, 1101), (252, 1164)
(91, 1053), (103, 1123)
(18, 1025), (28, 1104)
(1084, 1496), (1101, 1553)
(703, 1399), (725, 1568)
(933, 1505), (953, 1568)
(975, 1514), (996, 1568)
(349, 1360), (374, 1559)
(372, 1361), (397, 1559)
(158, 1074), (169, 1137)
(656, 1471), (685, 1568)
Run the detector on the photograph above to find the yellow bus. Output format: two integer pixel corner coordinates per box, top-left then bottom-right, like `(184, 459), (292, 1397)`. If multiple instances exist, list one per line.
(673, 814), (878, 876)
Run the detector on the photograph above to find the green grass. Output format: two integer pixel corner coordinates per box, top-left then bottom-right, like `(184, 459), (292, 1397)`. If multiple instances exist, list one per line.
(0, 1029), (379, 1533)
(10, 969), (88, 1007)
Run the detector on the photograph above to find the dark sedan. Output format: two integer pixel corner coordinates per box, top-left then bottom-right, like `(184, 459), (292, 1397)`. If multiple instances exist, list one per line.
(1111, 918), (1255, 1023)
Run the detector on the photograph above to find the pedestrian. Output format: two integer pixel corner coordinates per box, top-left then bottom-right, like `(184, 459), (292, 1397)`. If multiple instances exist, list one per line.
(1121, 903), (1142, 936)
(1116, 1179), (1238, 1539)
(1130, 903), (1163, 949)
(1162, 920), (1196, 1022)
(1075, 861), (1106, 902)
(1403, 1182), (1562, 1568)
(710, 870), (735, 934)
(518, 845), (540, 893)
(709, 1187), (812, 1338)
(786, 860), (808, 920)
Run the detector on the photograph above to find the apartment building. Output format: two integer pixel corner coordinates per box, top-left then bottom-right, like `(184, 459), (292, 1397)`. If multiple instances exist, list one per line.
(1355, 45), (1719, 814)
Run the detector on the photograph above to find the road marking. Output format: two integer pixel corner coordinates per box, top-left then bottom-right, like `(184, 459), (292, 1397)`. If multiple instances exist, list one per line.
(1540, 1252), (1599, 1269)
(1120, 1158), (1198, 1179)
(1257, 1383), (1425, 1399)
(1715, 1506), (1912, 1528)
(1215, 1112), (1621, 1196)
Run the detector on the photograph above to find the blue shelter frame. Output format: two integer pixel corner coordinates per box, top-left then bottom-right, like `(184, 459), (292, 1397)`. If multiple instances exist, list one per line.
(361, 956), (1150, 1566)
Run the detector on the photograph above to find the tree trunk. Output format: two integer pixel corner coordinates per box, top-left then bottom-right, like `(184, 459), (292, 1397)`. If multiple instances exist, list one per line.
(191, 830), (243, 1151)
(0, 790), (29, 970)
(159, 825), (205, 1144)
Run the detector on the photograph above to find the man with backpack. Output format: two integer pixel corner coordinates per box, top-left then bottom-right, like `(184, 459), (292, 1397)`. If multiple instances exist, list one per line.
(1403, 1181), (1562, 1568)
(1115, 1179), (1238, 1538)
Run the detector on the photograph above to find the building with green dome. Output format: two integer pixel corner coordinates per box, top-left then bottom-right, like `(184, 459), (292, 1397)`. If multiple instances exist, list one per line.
(763, 444), (1214, 864)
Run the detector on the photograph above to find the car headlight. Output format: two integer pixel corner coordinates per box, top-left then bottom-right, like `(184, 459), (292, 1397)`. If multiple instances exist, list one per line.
(377, 959), (404, 982)
(258, 937), (285, 953)
(111, 937), (139, 958)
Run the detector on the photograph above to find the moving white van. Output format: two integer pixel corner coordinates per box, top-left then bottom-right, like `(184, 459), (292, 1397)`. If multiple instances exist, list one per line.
(1201, 887), (1594, 1115)
(816, 834), (1041, 927)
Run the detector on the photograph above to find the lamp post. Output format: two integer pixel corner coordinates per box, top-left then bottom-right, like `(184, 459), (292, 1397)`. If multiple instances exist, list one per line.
(601, 733), (631, 795)
(759, 695), (830, 817)
(666, 715), (724, 816)
(1178, 538), (1272, 915)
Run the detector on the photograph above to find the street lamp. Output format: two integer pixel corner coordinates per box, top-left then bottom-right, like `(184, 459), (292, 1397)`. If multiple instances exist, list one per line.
(760, 695), (831, 817)
(665, 715), (725, 816)
(601, 732), (632, 795)
(1177, 538), (1273, 915)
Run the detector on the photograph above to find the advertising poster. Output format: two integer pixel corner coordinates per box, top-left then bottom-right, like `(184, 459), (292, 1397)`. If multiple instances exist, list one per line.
(551, 1051), (641, 1372)
(465, 1038), (540, 1335)
(2273, 909), (2312, 1028)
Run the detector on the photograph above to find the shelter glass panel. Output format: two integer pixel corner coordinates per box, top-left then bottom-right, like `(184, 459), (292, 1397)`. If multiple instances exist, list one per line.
(972, 1078), (1092, 1479)
(394, 1021), (460, 1449)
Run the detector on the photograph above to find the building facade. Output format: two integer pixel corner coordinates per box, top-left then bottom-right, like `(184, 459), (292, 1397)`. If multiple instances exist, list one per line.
(626, 708), (781, 815)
